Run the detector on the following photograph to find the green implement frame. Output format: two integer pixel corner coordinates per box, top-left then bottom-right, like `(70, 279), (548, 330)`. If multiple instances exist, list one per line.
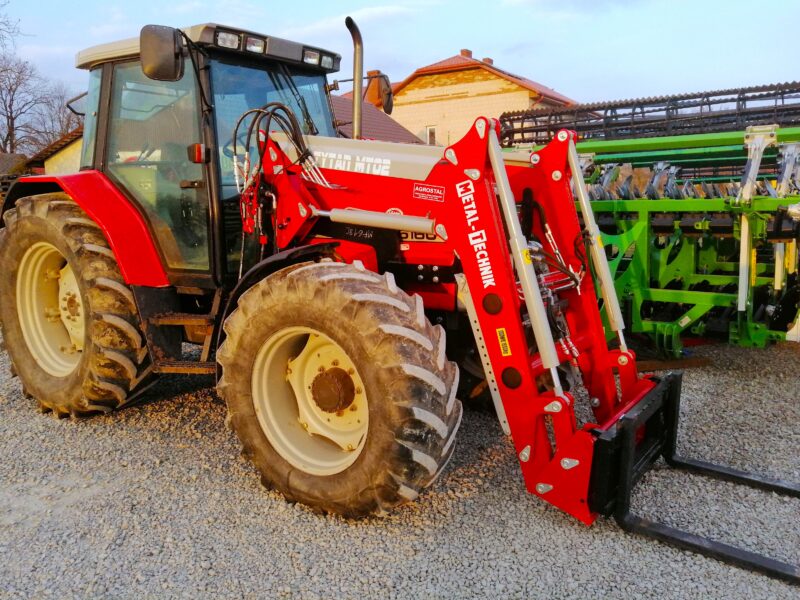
(511, 126), (800, 357)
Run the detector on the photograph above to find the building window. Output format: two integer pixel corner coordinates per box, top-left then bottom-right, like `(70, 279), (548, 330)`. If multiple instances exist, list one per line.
(425, 126), (437, 146)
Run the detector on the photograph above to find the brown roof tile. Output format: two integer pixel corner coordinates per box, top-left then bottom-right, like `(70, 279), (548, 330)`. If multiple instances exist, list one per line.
(394, 54), (574, 106)
(331, 95), (422, 144)
(26, 126), (84, 168)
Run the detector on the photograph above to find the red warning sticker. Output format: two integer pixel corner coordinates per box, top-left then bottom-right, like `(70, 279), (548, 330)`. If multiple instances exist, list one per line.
(412, 182), (446, 202)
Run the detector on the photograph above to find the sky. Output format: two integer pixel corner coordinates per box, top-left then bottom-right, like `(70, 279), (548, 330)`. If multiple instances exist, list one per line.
(6, 0), (800, 103)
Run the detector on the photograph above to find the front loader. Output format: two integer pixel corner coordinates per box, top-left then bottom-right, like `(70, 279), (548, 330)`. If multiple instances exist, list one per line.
(0, 20), (796, 584)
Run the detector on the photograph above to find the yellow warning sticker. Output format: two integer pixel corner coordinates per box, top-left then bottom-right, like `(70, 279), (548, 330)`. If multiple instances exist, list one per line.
(496, 328), (512, 357)
(522, 249), (533, 264)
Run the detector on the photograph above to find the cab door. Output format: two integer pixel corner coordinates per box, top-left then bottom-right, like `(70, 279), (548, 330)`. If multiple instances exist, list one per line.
(103, 60), (211, 281)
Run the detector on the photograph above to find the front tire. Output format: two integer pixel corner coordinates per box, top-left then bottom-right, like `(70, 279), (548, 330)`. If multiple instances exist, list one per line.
(0, 193), (152, 417)
(217, 261), (463, 517)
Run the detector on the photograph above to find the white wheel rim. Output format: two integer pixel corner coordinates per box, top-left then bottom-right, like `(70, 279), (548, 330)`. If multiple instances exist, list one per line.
(251, 327), (369, 476)
(16, 242), (84, 377)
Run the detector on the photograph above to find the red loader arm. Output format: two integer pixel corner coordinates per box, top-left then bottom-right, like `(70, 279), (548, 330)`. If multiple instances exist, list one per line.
(254, 118), (670, 525)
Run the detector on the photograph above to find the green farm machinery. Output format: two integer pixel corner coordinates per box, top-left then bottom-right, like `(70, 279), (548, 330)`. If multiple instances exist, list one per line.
(500, 83), (800, 357)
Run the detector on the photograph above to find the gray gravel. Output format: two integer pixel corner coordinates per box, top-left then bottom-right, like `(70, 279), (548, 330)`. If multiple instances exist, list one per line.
(0, 338), (798, 599)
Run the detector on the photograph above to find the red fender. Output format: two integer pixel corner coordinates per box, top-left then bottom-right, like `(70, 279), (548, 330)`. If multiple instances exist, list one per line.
(5, 171), (169, 287)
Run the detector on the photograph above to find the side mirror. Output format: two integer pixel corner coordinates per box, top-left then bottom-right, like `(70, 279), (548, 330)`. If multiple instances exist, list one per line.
(66, 92), (88, 117)
(140, 25), (184, 82)
(378, 74), (393, 114)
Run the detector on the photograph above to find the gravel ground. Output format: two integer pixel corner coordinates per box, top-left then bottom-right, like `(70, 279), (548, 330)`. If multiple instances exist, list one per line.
(0, 338), (798, 599)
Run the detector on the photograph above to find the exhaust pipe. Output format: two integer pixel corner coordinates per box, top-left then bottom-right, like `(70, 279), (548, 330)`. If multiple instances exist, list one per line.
(345, 17), (363, 139)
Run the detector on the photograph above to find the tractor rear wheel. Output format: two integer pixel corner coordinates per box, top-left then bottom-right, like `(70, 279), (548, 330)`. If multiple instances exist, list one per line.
(0, 193), (152, 417)
(217, 261), (462, 517)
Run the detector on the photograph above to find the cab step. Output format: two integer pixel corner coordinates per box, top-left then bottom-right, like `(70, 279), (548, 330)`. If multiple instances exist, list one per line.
(149, 312), (215, 327)
(153, 360), (216, 375)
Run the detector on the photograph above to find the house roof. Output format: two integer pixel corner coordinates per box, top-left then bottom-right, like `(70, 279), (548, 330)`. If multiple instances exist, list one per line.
(26, 126), (84, 168)
(330, 95), (422, 144)
(0, 153), (28, 174)
(393, 50), (574, 106)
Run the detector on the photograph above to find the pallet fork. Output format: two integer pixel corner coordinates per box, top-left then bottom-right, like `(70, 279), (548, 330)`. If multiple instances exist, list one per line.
(590, 372), (800, 583)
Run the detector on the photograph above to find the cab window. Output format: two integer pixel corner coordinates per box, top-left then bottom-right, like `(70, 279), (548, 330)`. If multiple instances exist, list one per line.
(105, 61), (209, 271)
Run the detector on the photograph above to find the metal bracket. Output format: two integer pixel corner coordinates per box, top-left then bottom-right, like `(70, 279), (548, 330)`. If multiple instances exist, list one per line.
(568, 138), (628, 351)
(776, 143), (800, 198)
(737, 125), (779, 205)
(455, 273), (510, 434)
(737, 125), (779, 311)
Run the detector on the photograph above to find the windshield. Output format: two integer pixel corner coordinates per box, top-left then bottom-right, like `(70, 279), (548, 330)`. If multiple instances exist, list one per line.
(210, 58), (335, 186)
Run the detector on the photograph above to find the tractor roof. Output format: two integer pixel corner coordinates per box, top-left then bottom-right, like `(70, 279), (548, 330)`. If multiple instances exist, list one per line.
(75, 23), (341, 73)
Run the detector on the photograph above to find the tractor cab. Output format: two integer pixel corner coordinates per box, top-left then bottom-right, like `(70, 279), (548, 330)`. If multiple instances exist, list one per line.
(75, 24), (342, 288)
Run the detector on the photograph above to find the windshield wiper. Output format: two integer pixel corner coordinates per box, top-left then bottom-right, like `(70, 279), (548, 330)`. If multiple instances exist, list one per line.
(277, 64), (318, 136)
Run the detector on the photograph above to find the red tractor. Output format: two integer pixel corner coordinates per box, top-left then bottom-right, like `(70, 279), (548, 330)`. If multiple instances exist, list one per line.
(0, 20), (796, 583)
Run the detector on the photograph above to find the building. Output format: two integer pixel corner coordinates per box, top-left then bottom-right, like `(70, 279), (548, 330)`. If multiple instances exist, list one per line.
(389, 50), (574, 146)
(26, 127), (83, 175)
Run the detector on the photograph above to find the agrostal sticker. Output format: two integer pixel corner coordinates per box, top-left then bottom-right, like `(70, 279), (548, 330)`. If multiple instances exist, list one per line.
(412, 183), (446, 203)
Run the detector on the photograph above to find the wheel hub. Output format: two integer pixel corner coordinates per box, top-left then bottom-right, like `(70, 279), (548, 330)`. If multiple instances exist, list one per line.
(286, 333), (367, 451)
(251, 327), (369, 476)
(16, 242), (84, 377)
(311, 367), (356, 413)
(57, 263), (84, 351)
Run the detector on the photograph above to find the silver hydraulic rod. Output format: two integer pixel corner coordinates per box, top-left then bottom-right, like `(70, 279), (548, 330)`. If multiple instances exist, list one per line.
(774, 243), (786, 292)
(738, 216), (752, 311)
(567, 139), (628, 352)
(487, 127), (563, 395)
(310, 206), (434, 234)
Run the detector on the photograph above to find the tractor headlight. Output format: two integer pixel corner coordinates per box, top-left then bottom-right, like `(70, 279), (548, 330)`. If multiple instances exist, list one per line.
(320, 54), (334, 69)
(245, 36), (265, 53)
(216, 31), (240, 50)
(303, 49), (320, 65)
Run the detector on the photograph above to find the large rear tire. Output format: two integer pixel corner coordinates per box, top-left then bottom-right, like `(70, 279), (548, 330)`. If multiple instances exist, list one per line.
(217, 261), (463, 517)
(0, 193), (152, 417)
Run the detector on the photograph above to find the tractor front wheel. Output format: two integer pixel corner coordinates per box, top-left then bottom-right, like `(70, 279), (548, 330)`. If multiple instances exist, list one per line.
(217, 261), (462, 517)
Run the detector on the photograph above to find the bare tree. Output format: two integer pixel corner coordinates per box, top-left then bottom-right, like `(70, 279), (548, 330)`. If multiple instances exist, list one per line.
(0, 1), (19, 50)
(28, 81), (82, 151)
(0, 54), (48, 154)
